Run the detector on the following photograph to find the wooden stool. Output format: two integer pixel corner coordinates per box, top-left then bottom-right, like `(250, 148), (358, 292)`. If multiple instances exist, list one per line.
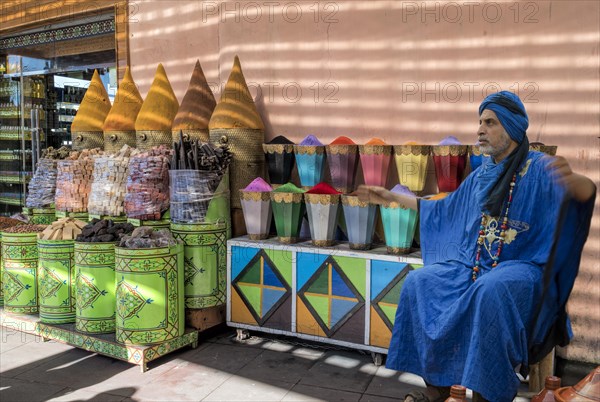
(528, 348), (555, 392)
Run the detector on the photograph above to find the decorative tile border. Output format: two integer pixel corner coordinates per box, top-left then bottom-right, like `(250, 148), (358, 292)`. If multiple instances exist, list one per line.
(0, 20), (115, 50)
(0, 308), (199, 372)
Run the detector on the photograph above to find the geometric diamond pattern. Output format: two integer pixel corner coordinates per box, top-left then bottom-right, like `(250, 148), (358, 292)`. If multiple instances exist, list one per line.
(76, 273), (107, 311)
(3, 270), (31, 303)
(183, 255), (206, 286)
(298, 256), (365, 337)
(232, 250), (290, 326)
(116, 278), (153, 321)
(39, 266), (66, 299)
(372, 265), (413, 331)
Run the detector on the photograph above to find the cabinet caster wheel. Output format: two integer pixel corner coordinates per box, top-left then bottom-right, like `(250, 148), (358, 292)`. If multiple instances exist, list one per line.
(371, 352), (384, 366)
(236, 329), (250, 341)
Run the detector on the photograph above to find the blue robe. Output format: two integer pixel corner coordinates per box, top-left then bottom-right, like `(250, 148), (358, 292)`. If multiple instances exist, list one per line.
(385, 151), (595, 401)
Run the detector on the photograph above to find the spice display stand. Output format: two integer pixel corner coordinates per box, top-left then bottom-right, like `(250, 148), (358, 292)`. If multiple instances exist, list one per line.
(227, 236), (424, 365)
(0, 308), (199, 372)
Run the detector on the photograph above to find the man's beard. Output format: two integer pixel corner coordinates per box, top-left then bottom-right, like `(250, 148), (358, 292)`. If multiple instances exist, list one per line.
(479, 135), (511, 158)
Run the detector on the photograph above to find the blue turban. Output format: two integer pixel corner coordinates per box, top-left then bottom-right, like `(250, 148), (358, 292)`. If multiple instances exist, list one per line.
(479, 91), (529, 144)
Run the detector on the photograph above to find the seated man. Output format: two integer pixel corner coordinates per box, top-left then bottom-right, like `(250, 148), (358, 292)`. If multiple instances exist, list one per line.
(357, 91), (596, 402)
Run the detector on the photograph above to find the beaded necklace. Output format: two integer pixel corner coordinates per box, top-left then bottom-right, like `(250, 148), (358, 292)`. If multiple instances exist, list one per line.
(472, 174), (517, 281)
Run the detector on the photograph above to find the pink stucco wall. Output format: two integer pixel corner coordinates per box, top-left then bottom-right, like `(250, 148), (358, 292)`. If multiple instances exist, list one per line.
(128, 0), (599, 363)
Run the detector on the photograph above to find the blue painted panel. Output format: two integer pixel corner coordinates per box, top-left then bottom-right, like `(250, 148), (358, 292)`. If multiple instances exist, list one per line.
(297, 252), (328, 290)
(370, 260), (407, 301)
(231, 246), (260, 280)
(331, 267), (356, 298)
(330, 298), (358, 327)
(262, 288), (286, 317)
(263, 262), (284, 288)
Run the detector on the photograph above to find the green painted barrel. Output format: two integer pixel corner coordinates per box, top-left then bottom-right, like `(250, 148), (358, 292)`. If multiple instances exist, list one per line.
(31, 208), (57, 225)
(88, 215), (127, 224)
(38, 239), (76, 324)
(127, 218), (170, 231)
(75, 242), (117, 334)
(56, 211), (89, 221)
(0, 233), (3, 306)
(115, 244), (184, 345)
(1, 232), (40, 314)
(170, 222), (227, 309)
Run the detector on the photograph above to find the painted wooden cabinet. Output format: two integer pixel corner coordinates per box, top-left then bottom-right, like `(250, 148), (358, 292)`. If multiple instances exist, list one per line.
(227, 237), (423, 354)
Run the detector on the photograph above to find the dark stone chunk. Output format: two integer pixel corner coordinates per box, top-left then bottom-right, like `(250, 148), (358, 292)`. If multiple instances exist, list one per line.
(97, 234), (115, 242)
(92, 220), (108, 234)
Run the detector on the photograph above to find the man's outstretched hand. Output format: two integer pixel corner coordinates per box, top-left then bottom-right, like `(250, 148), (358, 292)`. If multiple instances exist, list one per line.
(546, 155), (596, 202)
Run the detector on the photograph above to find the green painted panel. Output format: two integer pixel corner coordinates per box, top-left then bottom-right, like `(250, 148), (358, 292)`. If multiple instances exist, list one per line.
(333, 256), (366, 298)
(237, 284), (262, 314)
(381, 278), (405, 304)
(264, 249), (292, 287)
(304, 293), (330, 326)
(307, 268), (328, 295)
(238, 259), (261, 285)
(379, 303), (397, 324)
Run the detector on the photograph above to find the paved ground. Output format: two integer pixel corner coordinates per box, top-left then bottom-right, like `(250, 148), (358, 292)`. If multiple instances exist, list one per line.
(1, 325), (531, 401)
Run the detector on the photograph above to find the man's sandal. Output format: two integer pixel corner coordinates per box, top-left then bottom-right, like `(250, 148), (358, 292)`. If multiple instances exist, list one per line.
(404, 390), (447, 402)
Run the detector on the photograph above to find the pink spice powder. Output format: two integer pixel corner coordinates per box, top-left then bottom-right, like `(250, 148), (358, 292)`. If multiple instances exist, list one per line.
(243, 177), (273, 192)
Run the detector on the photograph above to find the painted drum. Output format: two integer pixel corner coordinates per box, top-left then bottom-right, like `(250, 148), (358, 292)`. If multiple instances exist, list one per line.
(75, 242), (117, 334)
(115, 244), (184, 345)
(170, 222), (227, 309)
(31, 208), (58, 225)
(56, 211), (89, 221)
(38, 239), (76, 324)
(1, 232), (40, 314)
(127, 218), (171, 231)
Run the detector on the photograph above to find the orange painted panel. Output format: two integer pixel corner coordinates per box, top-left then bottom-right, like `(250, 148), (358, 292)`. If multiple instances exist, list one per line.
(230, 287), (258, 326)
(296, 296), (326, 338)
(370, 306), (391, 348)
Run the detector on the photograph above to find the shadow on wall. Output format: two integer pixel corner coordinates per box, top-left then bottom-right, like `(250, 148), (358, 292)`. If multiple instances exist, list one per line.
(127, 0), (599, 362)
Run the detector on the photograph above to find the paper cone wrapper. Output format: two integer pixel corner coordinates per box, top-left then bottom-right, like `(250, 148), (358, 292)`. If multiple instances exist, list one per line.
(359, 153), (391, 187)
(304, 194), (340, 247)
(326, 145), (358, 193)
(431, 144), (467, 192)
(270, 192), (305, 243)
(263, 144), (295, 185)
(380, 204), (418, 254)
(294, 145), (326, 187)
(240, 191), (272, 240)
(394, 145), (431, 193)
(468, 145), (484, 172)
(529, 144), (557, 155)
(341, 195), (377, 250)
